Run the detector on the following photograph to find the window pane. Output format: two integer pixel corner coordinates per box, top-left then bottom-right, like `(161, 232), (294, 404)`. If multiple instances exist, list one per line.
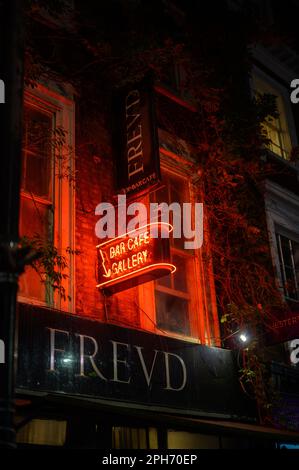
(292, 240), (299, 271)
(154, 171), (191, 335)
(154, 183), (169, 205)
(17, 419), (66, 446)
(157, 272), (172, 289)
(19, 196), (52, 301)
(171, 176), (185, 249)
(157, 254), (188, 291)
(277, 234), (299, 300)
(20, 196), (52, 240)
(156, 291), (190, 335)
(112, 427), (152, 449)
(280, 235), (292, 268)
(265, 120), (284, 157)
(284, 267), (298, 299)
(22, 106), (53, 199)
(170, 177), (184, 204)
(172, 254), (188, 292)
(148, 427), (158, 449)
(254, 75), (291, 160)
(19, 264), (45, 301)
(167, 429), (220, 449)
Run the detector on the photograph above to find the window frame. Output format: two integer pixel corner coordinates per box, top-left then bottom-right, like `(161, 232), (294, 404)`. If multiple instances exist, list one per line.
(152, 171), (193, 336)
(276, 230), (299, 302)
(18, 83), (76, 313)
(265, 180), (299, 304)
(251, 66), (298, 160)
(137, 150), (220, 345)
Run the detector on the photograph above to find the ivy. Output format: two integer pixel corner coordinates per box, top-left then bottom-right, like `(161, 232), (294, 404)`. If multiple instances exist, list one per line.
(20, 235), (80, 302)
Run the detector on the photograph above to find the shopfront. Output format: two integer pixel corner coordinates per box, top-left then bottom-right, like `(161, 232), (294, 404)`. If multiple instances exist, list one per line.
(13, 61), (299, 452)
(15, 303), (299, 449)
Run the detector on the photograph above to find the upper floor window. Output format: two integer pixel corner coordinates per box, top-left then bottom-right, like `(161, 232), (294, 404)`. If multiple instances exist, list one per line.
(253, 74), (292, 160)
(276, 232), (299, 301)
(136, 164), (219, 345)
(152, 172), (192, 336)
(19, 85), (75, 312)
(20, 105), (54, 303)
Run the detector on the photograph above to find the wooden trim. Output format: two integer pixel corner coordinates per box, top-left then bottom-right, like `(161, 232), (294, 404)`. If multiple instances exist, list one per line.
(155, 284), (190, 300)
(159, 147), (194, 167)
(19, 84), (75, 313)
(154, 84), (197, 113)
(25, 83), (73, 107)
(20, 191), (52, 207)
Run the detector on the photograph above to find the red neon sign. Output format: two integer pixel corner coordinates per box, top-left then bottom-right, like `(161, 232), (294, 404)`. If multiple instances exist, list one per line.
(96, 222), (176, 294)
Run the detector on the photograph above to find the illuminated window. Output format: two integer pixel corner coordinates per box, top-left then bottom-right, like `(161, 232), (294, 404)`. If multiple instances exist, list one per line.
(19, 85), (75, 311)
(253, 75), (292, 160)
(138, 162), (219, 345)
(151, 172), (193, 336)
(17, 419), (67, 446)
(276, 232), (299, 301)
(112, 426), (158, 449)
(167, 429), (220, 449)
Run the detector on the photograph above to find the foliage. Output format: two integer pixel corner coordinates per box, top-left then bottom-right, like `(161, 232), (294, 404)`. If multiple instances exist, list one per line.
(20, 109), (77, 301)
(20, 235), (80, 301)
(179, 32), (287, 423)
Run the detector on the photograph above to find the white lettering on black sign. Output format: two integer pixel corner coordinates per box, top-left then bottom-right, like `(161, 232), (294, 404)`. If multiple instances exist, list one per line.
(47, 327), (187, 392)
(125, 89), (144, 180)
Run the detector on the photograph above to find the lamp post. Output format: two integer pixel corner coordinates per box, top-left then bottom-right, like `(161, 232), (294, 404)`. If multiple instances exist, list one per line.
(0, 0), (25, 448)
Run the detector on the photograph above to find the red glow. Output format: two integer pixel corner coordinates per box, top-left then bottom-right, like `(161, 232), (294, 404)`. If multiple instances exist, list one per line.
(96, 221), (173, 248)
(96, 262), (176, 289)
(96, 221), (175, 294)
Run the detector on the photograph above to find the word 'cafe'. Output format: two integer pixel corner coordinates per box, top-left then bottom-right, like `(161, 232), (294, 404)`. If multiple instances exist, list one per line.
(100, 228), (150, 277)
(108, 229), (150, 273)
(97, 222), (176, 294)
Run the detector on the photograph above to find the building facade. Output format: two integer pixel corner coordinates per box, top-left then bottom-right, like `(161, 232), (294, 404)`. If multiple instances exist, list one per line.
(13, 0), (299, 449)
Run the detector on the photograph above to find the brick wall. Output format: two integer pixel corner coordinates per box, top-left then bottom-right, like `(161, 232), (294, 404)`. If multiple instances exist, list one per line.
(74, 100), (140, 328)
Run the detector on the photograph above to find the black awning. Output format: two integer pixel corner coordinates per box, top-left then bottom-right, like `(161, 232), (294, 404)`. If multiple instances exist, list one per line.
(15, 390), (299, 442)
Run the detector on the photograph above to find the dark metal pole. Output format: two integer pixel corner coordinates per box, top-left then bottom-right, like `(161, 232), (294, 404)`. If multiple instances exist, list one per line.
(0, 0), (25, 448)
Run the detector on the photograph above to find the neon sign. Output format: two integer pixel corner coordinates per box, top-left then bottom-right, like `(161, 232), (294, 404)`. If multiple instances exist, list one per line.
(96, 222), (176, 294)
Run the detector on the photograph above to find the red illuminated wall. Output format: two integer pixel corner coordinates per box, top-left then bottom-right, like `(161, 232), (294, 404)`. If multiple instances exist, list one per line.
(74, 108), (140, 327)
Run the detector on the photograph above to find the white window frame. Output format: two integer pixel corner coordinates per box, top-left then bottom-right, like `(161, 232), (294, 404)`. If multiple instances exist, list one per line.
(251, 65), (298, 160)
(276, 231), (299, 301)
(18, 83), (76, 313)
(265, 180), (299, 303)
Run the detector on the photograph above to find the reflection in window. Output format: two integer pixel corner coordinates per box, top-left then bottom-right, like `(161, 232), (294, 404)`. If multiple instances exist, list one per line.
(155, 291), (190, 335)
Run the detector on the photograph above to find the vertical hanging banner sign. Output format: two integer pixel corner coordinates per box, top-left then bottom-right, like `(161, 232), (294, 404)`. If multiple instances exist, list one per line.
(116, 76), (161, 197)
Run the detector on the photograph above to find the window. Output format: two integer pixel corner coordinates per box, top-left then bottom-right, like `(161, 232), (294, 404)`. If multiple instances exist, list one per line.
(167, 429), (220, 449)
(152, 172), (192, 336)
(18, 85), (75, 311)
(276, 233), (299, 301)
(112, 427), (158, 449)
(253, 74), (292, 160)
(138, 155), (220, 345)
(17, 419), (67, 446)
(19, 105), (54, 302)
